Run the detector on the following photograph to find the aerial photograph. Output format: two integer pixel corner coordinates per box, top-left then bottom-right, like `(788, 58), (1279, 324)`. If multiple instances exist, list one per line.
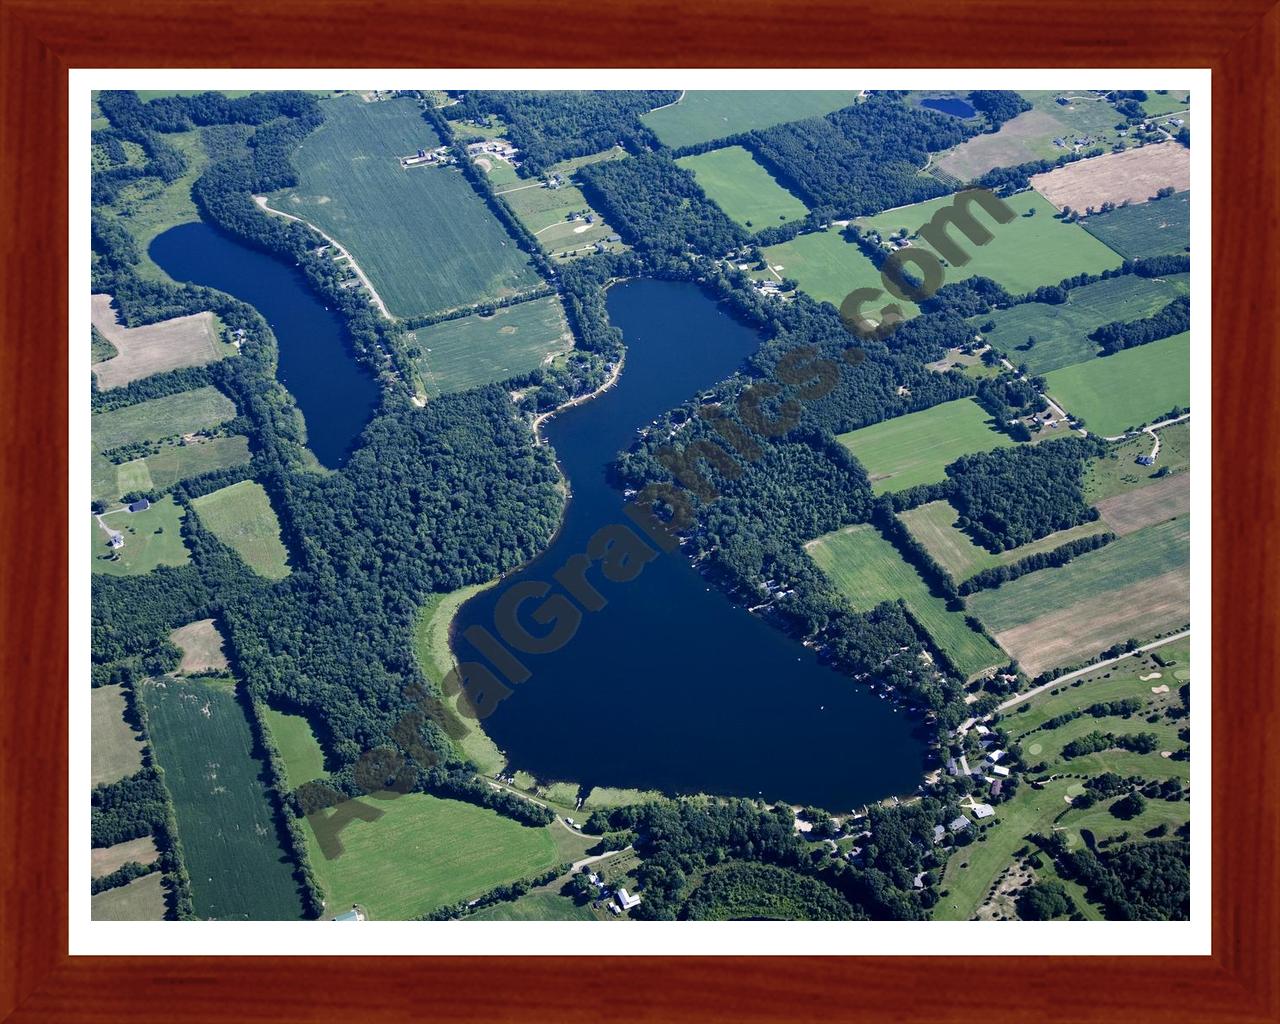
(88, 86), (1194, 925)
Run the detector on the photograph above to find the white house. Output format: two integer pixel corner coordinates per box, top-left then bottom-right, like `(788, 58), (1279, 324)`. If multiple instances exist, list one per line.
(616, 888), (642, 911)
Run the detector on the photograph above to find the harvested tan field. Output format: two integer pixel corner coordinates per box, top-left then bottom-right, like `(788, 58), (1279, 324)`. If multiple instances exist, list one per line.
(991, 567), (1190, 676)
(1095, 473), (1191, 536)
(91, 293), (228, 390)
(1032, 143), (1190, 212)
(91, 871), (167, 921)
(935, 109), (1067, 181)
(92, 835), (160, 879)
(169, 618), (230, 674)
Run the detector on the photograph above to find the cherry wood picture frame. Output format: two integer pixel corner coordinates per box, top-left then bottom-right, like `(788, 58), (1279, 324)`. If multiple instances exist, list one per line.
(2, 1), (1276, 1019)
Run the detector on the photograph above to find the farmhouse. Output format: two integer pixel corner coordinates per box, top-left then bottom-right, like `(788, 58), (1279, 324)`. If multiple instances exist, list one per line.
(1137, 454), (1157, 466)
(949, 816), (971, 832)
(616, 888), (642, 911)
(128, 498), (151, 513)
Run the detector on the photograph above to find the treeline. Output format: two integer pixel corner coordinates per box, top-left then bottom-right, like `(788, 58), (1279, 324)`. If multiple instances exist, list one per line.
(577, 151), (747, 256)
(1061, 729), (1160, 758)
(958, 531), (1114, 594)
(446, 90), (677, 176)
(968, 90), (1032, 129)
(682, 862), (863, 920)
(972, 148), (1101, 193)
(945, 437), (1106, 552)
(1091, 295), (1190, 354)
(743, 94), (974, 216)
(426, 864), (569, 920)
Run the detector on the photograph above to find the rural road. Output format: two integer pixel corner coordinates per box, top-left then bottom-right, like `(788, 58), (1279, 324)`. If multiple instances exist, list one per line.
(252, 196), (394, 321)
(1100, 411), (1191, 445)
(486, 779), (593, 837)
(995, 629), (1190, 712)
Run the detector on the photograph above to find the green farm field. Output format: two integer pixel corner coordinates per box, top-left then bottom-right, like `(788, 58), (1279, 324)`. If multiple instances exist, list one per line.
(267, 95), (541, 318)
(90, 497), (190, 576)
(807, 524), (1003, 679)
(191, 480), (291, 580)
(855, 190), (1124, 295)
(91, 872), (168, 921)
(412, 584), (504, 774)
(92, 385), (237, 455)
(936, 638), (1191, 920)
(899, 499), (1110, 584)
(836, 398), (1014, 495)
(302, 793), (559, 920)
(1082, 191), (1191, 258)
(1044, 332), (1190, 437)
(976, 273), (1190, 374)
(141, 677), (304, 920)
(969, 516), (1189, 635)
(641, 90), (859, 149)
(1084, 420), (1190, 503)
(677, 145), (808, 228)
(92, 684), (145, 786)
(410, 296), (571, 398)
(759, 226), (920, 319)
(1141, 91), (1191, 117)
(99, 435), (253, 506)
(466, 889), (595, 921)
(497, 149), (626, 258)
(262, 706), (327, 789)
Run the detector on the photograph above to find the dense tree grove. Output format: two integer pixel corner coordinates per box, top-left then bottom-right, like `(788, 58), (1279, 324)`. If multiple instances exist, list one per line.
(584, 795), (955, 920)
(944, 437), (1106, 552)
(682, 862), (864, 920)
(577, 151), (748, 256)
(91, 770), (170, 847)
(1091, 295), (1190, 354)
(1062, 841), (1190, 920)
(744, 94), (975, 215)
(446, 90), (678, 176)
(968, 90), (1033, 130)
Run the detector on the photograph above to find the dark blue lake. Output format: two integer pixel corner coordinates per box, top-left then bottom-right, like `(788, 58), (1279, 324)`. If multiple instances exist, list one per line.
(454, 279), (927, 810)
(921, 96), (977, 118)
(150, 221), (380, 468)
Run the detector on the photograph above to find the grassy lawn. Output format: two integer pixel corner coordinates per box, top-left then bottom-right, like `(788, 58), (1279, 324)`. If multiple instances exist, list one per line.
(267, 95), (541, 319)
(90, 497), (190, 576)
(409, 296), (572, 398)
(1141, 91), (1191, 117)
(191, 480), (291, 580)
(807, 524), (1003, 679)
(412, 583), (505, 774)
(1044, 332), (1190, 437)
(641, 90), (859, 149)
(498, 149), (626, 258)
(91, 684), (145, 786)
(1084, 420), (1190, 503)
(899, 499), (1109, 583)
(262, 706), (327, 788)
(855, 190), (1123, 296)
(969, 516), (1189, 634)
(836, 398), (1014, 495)
(92, 385), (237, 455)
(141, 677), (304, 920)
(760, 226), (920, 318)
(582, 786), (664, 810)
(676, 145), (808, 229)
(465, 888), (595, 921)
(91, 872), (168, 921)
(302, 793), (558, 920)
(1082, 191), (1191, 259)
(975, 272), (1191, 374)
